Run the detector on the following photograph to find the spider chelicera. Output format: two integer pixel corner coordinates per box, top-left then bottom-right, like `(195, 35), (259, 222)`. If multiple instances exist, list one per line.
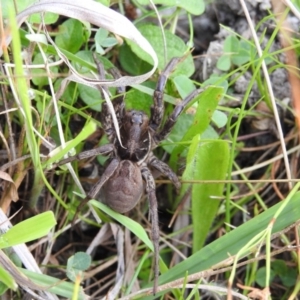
(54, 55), (202, 294)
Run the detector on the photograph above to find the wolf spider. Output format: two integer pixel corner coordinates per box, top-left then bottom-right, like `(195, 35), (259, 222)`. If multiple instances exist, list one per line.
(55, 56), (202, 294)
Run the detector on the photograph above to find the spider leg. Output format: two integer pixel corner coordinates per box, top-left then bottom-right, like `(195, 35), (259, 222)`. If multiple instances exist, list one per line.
(150, 57), (184, 131)
(148, 154), (181, 191)
(93, 54), (125, 143)
(109, 67), (125, 122)
(51, 144), (114, 168)
(73, 158), (120, 222)
(141, 166), (159, 295)
(155, 88), (203, 143)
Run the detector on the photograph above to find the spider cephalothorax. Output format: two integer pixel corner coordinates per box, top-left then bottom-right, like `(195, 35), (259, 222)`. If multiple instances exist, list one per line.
(55, 56), (202, 294)
(116, 110), (151, 162)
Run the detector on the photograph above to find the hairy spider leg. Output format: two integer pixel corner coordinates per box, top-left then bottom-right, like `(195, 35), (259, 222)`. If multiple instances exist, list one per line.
(93, 54), (125, 144)
(148, 153), (181, 191)
(155, 88), (203, 143)
(150, 57), (185, 131)
(141, 166), (159, 295)
(52, 144), (114, 168)
(72, 158), (120, 223)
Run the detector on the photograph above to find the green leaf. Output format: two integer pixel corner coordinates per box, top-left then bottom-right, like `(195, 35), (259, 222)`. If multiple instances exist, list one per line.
(255, 267), (276, 287)
(184, 137), (229, 251)
(170, 86), (224, 171)
(90, 200), (153, 251)
(216, 54), (231, 71)
(272, 259), (297, 287)
(158, 192), (300, 288)
(67, 252), (91, 282)
(0, 265), (16, 291)
(78, 85), (102, 111)
(95, 28), (118, 49)
(212, 110), (228, 128)
(161, 113), (193, 154)
(127, 24), (194, 76)
(217, 35), (240, 71)
(21, 268), (86, 299)
(119, 43), (152, 75)
(55, 19), (84, 53)
(173, 75), (196, 98)
(136, 0), (205, 15)
(125, 87), (152, 116)
(0, 212), (56, 248)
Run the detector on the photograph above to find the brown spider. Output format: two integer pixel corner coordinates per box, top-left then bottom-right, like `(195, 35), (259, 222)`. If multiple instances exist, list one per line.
(55, 56), (202, 294)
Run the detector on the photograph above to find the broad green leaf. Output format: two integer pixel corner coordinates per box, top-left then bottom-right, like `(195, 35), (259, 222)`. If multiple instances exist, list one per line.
(21, 268), (86, 300)
(119, 43), (152, 76)
(136, 0), (205, 15)
(55, 19), (84, 53)
(170, 86), (224, 171)
(127, 24), (194, 76)
(255, 267), (276, 287)
(78, 84), (102, 111)
(95, 28), (118, 49)
(173, 75), (196, 98)
(0, 212), (56, 248)
(125, 87), (153, 116)
(90, 200), (153, 251)
(212, 110), (228, 128)
(184, 137), (229, 251)
(157, 192), (300, 288)
(216, 54), (231, 71)
(67, 252), (91, 282)
(161, 113), (193, 154)
(217, 35), (239, 71)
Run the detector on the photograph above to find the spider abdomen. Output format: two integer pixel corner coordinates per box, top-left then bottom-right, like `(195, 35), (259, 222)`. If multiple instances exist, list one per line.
(100, 160), (144, 213)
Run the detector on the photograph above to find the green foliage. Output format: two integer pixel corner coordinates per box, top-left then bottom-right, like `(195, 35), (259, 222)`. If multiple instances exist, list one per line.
(3, 0), (297, 298)
(170, 86), (225, 172)
(55, 19), (85, 53)
(31, 53), (59, 87)
(90, 200), (153, 251)
(0, 212), (56, 248)
(136, 0), (205, 15)
(125, 86), (153, 115)
(95, 28), (119, 54)
(217, 35), (256, 71)
(0, 266), (16, 293)
(158, 192), (300, 288)
(186, 138), (229, 252)
(126, 24), (194, 75)
(67, 252), (92, 282)
(21, 269), (86, 300)
(256, 260), (297, 288)
(73, 51), (115, 111)
(1, 0), (58, 24)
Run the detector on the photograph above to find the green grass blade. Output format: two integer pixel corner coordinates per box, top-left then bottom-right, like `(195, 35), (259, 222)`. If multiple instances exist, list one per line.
(20, 268), (86, 300)
(0, 212), (56, 248)
(45, 118), (97, 167)
(158, 191), (300, 286)
(90, 200), (153, 250)
(0, 265), (17, 290)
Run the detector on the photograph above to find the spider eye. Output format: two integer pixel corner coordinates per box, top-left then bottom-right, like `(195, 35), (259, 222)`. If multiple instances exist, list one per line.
(131, 111), (143, 125)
